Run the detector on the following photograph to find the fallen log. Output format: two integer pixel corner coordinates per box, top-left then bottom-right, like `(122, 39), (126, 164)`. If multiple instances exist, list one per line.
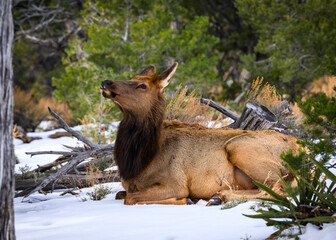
(15, 171), (120, 197)
(200, 98), (279, 131)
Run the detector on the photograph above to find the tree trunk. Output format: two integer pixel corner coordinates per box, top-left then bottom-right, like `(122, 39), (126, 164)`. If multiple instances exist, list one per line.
(0, 0), (15, 239)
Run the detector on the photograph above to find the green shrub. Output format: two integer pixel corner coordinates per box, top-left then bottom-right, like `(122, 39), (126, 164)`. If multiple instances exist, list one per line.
(15, 164), (44, 180)
(90, 156), (114, 172)
(86, 184), (112, 201)
(244, 88), (336, 238)
(221, 198), (248, 210)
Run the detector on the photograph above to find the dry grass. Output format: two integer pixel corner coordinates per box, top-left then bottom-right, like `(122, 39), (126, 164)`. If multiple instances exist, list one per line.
(13, 124), (20, 138)
(244, 77), (305, 122)
(166, 86), (231, 128)
(243, 77), (335, 139)
(14, 88), (48, 131)
(292, 76), (336, 123)
(38, 97), (72, 125)
(14, 88), (72, 131)
(306, 76), (336, 97)
(245, 77), (282, 109)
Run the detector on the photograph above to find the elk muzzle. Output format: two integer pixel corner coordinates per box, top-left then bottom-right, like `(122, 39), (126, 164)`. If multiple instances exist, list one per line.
(101, 80), (117, 98)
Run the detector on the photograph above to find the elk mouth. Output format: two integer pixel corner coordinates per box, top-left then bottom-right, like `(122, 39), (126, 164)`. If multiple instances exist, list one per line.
(110, 91), (117, 98)
(100, 86), (118, 99)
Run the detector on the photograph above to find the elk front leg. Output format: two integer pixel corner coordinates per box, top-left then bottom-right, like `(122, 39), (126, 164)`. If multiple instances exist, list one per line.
(124, 184), (189, 205)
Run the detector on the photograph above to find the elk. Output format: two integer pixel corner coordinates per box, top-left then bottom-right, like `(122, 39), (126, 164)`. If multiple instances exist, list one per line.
(100, 63), (299, 205)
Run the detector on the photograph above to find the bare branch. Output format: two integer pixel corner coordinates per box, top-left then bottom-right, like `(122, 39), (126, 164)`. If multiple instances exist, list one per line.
(24, 34), (57, 47)
(25, 151), (80, 157)
(57, 25), (82, 43)
(121, 0), (131, 42)
(15, 171), (120, 197)
(22, 146), (113, 198)
(17, 13), (57, 35)
(48, 107), (100, 149)
(199, 98), (240, 121)
(324, 124), (336, 132)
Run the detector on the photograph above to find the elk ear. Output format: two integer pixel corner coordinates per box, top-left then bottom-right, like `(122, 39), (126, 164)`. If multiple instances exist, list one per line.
(139, 65), (156, 76)
(158, 62), (178, 89)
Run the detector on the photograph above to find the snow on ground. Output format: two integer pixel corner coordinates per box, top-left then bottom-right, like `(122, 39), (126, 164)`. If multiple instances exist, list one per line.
(14, 127), (336, 240)
(15, 184), (275, 240)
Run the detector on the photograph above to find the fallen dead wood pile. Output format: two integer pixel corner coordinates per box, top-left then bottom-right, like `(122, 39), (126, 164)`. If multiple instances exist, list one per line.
(15, 171), (120, 197)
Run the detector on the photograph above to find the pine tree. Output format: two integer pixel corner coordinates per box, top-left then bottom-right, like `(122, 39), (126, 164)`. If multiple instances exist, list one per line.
(53, 0), (220, 119)
(236, 0), (336, 100)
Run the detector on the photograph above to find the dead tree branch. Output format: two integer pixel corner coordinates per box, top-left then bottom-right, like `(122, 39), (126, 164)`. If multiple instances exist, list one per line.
(26, 151), (80, 157)
(47, 107), (100, 149)
(200, 98), (239, 121)
(20, 108), (114, 198)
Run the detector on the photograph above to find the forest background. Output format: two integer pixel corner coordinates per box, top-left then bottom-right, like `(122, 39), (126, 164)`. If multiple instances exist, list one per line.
(8, 1), (336, 237)
(13, 0), (336, 126)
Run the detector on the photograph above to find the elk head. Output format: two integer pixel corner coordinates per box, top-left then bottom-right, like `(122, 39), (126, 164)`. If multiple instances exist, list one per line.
(100, 63), (178, 119)
(100, 63), (178, 180)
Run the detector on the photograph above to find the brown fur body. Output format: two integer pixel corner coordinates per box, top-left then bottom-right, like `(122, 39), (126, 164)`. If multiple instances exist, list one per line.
(100, 63), (299, 205)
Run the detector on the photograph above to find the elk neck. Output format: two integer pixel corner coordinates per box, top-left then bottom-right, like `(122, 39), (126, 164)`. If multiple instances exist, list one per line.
(114, 93), (165, 180)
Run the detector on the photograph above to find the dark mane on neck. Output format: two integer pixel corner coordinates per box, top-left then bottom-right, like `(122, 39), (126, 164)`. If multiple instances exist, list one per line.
(114, 93), (165, 180)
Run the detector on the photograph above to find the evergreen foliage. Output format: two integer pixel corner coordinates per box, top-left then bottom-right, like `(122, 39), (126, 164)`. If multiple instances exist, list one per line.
(13, 0), (83, 97)
(181, 0), (257, 99)
(53, 0), (220, 119)
(236, 0), (336, 100)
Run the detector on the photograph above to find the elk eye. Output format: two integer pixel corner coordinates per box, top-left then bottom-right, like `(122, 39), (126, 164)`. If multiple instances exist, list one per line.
(136, 84), (147, 89)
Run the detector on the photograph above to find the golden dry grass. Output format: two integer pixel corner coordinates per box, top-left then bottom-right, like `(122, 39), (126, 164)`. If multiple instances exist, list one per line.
(306, 76), (336, 97)
(38, 97), (72, 124)
(165, 86), (232, 128)
(245, 77), (282, 109)
(13, 124), (20, 138)
(244, 77), (305, 122)
(14, 88), (72, 131)
(244, 76), (336, 125)
(293, 76), (336, 122)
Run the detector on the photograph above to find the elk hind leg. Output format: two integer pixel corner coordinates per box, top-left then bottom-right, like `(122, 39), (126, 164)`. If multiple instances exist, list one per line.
(206, 189), (261, 206)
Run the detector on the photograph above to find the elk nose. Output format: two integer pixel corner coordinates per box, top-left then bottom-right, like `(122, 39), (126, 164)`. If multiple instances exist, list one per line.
(101, 80), (112, 89)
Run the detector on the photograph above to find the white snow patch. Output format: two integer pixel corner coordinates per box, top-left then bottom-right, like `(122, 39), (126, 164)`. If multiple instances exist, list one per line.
(15, 190), (274, 240)
(301, 223), (336, 240)
(36, 120), (57, 131)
